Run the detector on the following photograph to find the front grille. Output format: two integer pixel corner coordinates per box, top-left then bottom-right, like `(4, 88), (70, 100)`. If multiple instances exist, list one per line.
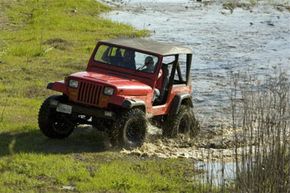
(77, 82), (103, 105)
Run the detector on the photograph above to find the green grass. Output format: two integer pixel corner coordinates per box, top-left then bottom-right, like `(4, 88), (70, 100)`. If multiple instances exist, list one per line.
(0, 152), (199, 193)
(0, 0), (213, 192)
(0, 0), (147, 100)
(0, 0), (148, 130)
(0, 126), (209, 192)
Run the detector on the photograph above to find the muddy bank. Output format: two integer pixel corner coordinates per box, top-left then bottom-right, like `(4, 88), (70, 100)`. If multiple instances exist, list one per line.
(121, 125), (245, 160)
(120, 126), (243, 183)
(121, 139), (244, 161)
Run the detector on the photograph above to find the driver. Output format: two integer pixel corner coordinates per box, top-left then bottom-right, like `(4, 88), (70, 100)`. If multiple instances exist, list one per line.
(140, 56), (155, 73)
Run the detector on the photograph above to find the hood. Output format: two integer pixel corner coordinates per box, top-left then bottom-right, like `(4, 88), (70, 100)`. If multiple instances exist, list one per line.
(69, 71), (152, 96)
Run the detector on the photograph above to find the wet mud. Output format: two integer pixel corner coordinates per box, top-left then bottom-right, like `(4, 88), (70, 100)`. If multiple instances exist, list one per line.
(122, 125), (245, 160)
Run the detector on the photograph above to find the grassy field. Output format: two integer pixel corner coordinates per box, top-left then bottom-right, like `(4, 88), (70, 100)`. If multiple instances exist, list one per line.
(0, 0), (212, 192)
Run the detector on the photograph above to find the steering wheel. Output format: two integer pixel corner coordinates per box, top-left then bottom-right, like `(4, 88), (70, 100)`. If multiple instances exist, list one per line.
(136, 64), (147, 71)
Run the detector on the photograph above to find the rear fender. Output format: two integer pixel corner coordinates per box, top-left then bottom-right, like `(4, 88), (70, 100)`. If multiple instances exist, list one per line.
(169, 94), (193, 116)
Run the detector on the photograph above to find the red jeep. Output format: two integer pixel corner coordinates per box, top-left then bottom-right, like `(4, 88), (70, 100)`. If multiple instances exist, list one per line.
(38, 38), (199, 148)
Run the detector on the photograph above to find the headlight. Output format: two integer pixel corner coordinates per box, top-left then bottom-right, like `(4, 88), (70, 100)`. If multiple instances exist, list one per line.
(104, 86), (114, 96)
(69, 79), (79, 88)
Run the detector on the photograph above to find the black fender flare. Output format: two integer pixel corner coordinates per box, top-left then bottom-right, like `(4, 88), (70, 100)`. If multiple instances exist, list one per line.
(47, 82), (54, 89)
(122, 99), (146, 112)
(169, 94), (193, 116)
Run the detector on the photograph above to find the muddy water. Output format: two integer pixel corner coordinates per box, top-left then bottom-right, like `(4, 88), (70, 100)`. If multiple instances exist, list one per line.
(103, 0), (290, 128)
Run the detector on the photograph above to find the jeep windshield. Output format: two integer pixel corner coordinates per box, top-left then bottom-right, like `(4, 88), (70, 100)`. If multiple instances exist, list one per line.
(94, 44), (159, 74)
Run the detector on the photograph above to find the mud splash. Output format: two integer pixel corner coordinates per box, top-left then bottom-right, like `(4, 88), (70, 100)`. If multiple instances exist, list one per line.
(121, 139), (244, 160)
(121, 125), (245, 160)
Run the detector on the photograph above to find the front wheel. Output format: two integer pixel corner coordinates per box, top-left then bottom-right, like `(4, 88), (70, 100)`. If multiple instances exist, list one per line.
(38, 95), (75, 139)
(111, 108), (147, 149)
(163, 105), (200, 139)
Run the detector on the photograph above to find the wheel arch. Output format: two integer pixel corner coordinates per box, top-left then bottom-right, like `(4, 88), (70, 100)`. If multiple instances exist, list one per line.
(121, 99), (146, 113)
(169, 93), (193, 116)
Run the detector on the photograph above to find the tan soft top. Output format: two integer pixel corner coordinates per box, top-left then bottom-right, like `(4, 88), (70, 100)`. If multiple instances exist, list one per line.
(99, 38), (192, 56)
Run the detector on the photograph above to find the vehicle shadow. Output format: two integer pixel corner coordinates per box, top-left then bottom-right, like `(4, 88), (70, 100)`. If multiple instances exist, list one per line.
(0, 126), (111, 157)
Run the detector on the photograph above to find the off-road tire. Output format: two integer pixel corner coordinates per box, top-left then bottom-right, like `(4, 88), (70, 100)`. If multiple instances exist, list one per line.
(111, 108), (147, 149)
(38, 95), (75, 139)
(163, 105), (200, 138)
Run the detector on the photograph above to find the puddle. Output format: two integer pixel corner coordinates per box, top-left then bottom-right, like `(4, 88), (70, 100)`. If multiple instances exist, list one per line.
(196, 161), (236, 185)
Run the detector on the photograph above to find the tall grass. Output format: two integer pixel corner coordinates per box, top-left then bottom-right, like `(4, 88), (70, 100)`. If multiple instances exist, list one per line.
(232, 72), (290, 192)
(192, 71), (290, 193)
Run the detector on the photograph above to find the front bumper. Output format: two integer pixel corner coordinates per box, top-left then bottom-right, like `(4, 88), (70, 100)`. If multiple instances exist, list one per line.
(49, 99), (116, 120)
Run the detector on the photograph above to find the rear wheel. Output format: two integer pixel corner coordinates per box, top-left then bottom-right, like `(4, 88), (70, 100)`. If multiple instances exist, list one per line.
(111, 108), (147, 149)
(38, 95), (75, 139)
(163, 105), (200, 138)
